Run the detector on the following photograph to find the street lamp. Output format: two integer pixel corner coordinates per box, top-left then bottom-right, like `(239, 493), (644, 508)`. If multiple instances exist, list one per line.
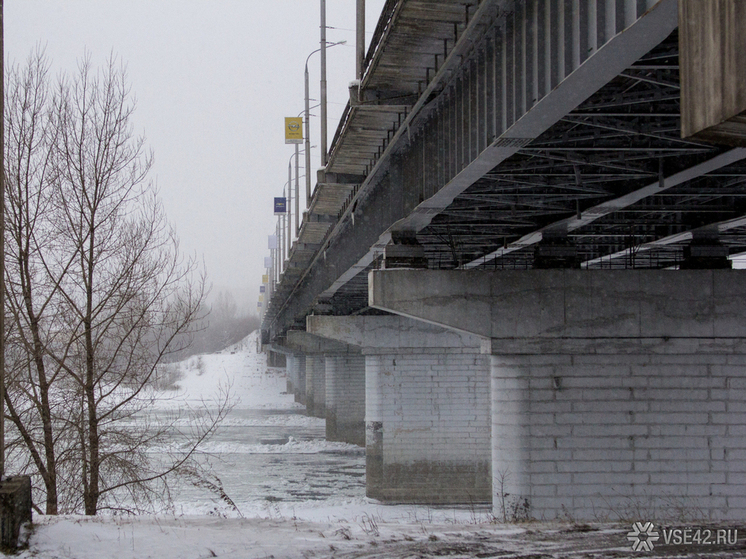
(288, 144), (307, 237)
(304, 40), (346, 206)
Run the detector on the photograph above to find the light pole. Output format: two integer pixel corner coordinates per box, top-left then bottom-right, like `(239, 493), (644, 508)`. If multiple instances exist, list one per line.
(286, 167), (292, 257)
(288, 147), (305, 236)
(356, 0), (365, 80)
(304, 40), (346, 206)
(320, 0), (327, 168)
(281, 188), (287, 268)
(294, 142), (299, 235)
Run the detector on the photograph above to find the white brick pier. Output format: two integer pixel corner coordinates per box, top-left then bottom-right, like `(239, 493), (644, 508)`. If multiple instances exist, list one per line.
(370, 269), (746, 520)
(325, 354), (366, 445)
(285, 354), (306, 405)
(285, 330), (364, 441)
(309, 315), (492, 504)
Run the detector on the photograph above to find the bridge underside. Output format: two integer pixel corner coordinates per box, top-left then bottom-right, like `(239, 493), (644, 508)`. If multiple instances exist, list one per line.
(264, 0), (746, 520)
(322, 28), (746, 317)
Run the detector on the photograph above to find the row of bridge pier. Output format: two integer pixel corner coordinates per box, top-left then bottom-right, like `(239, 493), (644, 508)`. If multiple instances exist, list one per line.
(270, 269), (746, 520)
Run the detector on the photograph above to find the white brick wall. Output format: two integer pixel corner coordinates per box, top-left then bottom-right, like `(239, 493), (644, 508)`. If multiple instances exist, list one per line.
(325, 354), (365, 444)
(365, 349), (491, 502)
(369, 353), (491, 466)
(286, 355), (305, 395)
(305, 355), (325, 417)
(492, 353), (746, 521)
(326, 355), (365, 424)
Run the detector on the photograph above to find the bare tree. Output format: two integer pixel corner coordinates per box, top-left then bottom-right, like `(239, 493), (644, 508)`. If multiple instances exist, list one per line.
(3, 47), (72, 515)
(49, 54), (215, 515)
(4, 52), (223, 515)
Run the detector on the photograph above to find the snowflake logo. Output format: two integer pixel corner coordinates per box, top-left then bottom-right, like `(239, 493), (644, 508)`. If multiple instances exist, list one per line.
(627, 521), (660, 552)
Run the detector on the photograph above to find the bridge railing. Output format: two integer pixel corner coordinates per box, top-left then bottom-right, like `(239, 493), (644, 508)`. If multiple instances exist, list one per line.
(328, 102), (352, 167)
(362, 0), (398, 79)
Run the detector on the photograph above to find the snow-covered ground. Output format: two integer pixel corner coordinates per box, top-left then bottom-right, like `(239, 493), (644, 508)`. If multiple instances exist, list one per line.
(14, 332), (745, 558)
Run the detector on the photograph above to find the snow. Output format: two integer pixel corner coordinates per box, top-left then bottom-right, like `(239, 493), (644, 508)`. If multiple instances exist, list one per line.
(12, 332), (727, 558)
(153, 333), (302, 412)
(17, 513), (682, 559)
(21, 514), (534, 559)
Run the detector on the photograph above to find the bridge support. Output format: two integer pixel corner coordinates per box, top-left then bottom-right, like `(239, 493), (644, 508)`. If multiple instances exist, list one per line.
(286, 354), (306, 405)
(370, 269), (746, 520)
(305, 356), (326, 418)
(325, 354), (365, 445)
(286, 331), (362, 438)
(308, 315), (492, 504)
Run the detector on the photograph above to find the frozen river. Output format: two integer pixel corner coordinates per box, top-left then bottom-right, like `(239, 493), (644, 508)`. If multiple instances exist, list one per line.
(151, 334), (367, 517)
(165, 407), (366, 514)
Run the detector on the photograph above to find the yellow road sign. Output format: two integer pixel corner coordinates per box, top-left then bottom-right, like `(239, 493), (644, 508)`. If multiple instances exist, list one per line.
(285, 117), (303, 144)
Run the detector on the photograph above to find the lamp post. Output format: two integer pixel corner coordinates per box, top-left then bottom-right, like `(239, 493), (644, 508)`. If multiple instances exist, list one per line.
(304, 40), (346, 206)
(356, 0), (365, 80)
(287, 166), (292, 257)
(281, 188), (287, 268)
(288, 146), (304, 237)
(295, 142), (299, 235)
(320, 0), (327, 168)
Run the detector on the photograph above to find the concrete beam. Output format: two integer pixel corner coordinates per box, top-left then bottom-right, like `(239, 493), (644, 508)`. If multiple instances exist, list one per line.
(263, 343), (296, 356)
(285, 330), (358, 355)
(307, 314), (480, 352)
(680, 0), (746, 145)
(369, 269), (746, 350)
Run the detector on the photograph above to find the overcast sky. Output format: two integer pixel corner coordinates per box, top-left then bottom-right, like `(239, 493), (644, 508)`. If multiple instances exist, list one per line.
(6, 1), (385, 312)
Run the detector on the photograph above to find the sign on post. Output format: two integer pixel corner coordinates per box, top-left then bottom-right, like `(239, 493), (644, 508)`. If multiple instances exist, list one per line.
(274, 197), (287, 215)
(285, 117), (303, 144)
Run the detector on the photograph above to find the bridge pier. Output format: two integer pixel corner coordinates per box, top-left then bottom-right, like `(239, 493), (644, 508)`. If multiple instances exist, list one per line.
(286, 331), (363, 439)
(325, 353), (366, 445)
(285, 353), (306, 405)
(370, 269), (746, 521)
(308, 315), (492, 504)
(305, 355), (326, 419)
(286, 332), (333, 418)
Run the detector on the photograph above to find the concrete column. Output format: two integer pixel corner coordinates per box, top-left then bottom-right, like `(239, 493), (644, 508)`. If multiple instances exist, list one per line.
(325, 354), (365, 445)
(309, 315), (492, 504)
(365, 354), (385, 498)
(369, 269), (746, 521)
(483, 342), (746, 521)
(305, 355), (326, 418)
(286, 354), (295, 395)
(491, 356), (530, 519)
(367, 350), (491, 503)
(286, 330), (358, 422)
(286, 354), (306, 404)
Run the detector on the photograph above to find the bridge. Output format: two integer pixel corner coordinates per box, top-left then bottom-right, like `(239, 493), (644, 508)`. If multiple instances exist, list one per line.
(262, 0), (746, 520)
